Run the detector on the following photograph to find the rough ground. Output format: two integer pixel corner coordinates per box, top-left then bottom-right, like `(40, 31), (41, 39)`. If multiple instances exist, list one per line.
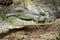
(0, 19), (60, 40)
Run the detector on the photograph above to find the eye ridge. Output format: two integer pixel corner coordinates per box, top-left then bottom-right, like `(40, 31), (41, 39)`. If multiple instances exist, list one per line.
(0, 0), (13, 6)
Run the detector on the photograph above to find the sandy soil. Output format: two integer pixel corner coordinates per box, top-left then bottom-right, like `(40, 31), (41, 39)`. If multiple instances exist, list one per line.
(0, 19), (60, 40)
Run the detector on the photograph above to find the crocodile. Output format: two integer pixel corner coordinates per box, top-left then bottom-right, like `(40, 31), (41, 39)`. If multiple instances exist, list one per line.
(0, 0), (59, 33)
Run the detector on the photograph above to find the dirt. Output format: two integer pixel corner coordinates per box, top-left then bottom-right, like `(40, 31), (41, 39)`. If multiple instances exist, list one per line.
(0, 19), (60, 40)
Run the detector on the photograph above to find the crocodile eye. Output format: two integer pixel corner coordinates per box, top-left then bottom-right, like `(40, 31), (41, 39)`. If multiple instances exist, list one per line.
(31, 0), (33, 1)
(0, 0), (13, 6)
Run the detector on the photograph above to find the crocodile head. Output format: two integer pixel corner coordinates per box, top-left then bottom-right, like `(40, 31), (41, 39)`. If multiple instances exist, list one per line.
(0, 0), (57, 33)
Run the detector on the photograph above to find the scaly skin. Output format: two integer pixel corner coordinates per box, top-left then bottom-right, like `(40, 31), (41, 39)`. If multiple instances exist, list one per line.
(0, 0), (56, 33)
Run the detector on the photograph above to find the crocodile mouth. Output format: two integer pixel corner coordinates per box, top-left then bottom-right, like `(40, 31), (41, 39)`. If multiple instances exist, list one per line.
(6, 15), (55, 26)
(0, 5), (55, 26)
